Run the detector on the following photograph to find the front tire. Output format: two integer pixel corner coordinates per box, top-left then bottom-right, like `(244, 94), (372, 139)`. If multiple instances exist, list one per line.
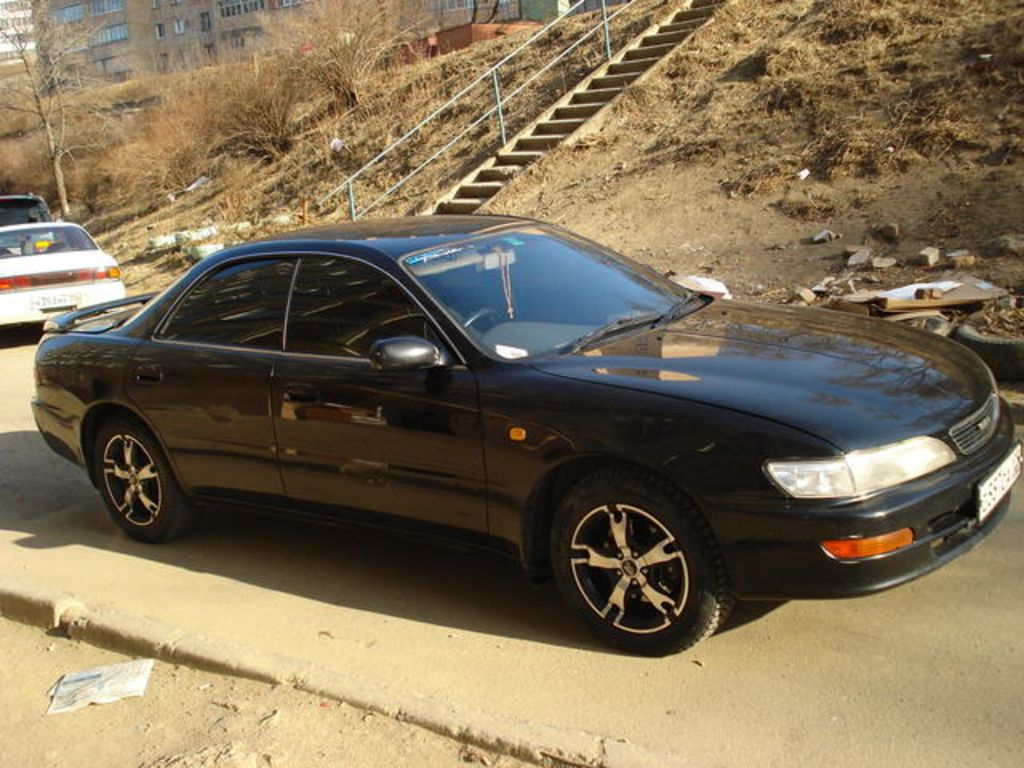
(551, 467), (731, 656)
(93, 418), (197, 543)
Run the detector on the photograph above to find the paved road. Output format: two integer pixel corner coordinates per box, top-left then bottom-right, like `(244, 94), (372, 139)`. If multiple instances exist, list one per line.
(2, 326), (1022, 767)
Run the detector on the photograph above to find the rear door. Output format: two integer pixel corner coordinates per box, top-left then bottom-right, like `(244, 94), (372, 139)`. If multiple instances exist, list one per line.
(272, 255), (488, 533)
(128, 257), (294, 504)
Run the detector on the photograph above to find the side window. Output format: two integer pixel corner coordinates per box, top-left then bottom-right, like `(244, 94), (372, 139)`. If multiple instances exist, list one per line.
(160, 259), (294, 349)
(286, 257), (430, 358)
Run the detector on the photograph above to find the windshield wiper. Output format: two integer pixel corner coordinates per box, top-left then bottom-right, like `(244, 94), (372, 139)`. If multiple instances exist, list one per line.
(656, 294), (708, 326)
(564, 311), (663, 354)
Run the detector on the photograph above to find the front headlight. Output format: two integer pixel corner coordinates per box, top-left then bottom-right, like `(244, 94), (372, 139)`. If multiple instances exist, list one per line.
(766, 436), (956, 499)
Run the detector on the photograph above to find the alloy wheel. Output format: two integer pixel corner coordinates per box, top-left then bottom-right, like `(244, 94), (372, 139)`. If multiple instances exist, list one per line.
(102, 433), (162, 527)
(570, 503), (689, 634)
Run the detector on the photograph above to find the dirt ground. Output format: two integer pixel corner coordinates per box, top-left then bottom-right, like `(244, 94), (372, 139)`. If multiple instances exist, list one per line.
(0, 617), (522, 768)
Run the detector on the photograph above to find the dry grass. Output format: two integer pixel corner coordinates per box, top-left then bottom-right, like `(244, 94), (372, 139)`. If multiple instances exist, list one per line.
(1, 0), (666, 232)
(628, 0), (1024, 206)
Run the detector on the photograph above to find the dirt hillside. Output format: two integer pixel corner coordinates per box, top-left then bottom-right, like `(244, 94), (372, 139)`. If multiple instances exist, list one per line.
(5, 0), (1020, 301)
(485, 0), (1024, 301)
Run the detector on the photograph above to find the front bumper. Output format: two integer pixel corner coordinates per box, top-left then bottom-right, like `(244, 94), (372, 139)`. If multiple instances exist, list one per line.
(713, 402), (1018, 600)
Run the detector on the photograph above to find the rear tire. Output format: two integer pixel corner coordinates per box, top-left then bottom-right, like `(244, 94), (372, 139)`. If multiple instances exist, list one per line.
(551, 467), (731, 656)
(93, 418), (197, 543)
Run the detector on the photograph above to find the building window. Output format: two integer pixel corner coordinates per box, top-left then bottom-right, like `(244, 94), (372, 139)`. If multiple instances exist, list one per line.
(200, 11), (211, 31)
(173, 18), (187, 34)
(170, 0), (180, 4)
(158, 52), (169, 71)
(55, 4), (86, 23)
(89, 0), (124, 15)
(155, 23), (164, 39)
(152, 0), (160, 7)
(93, 23), (128, 45)
(219, 0), (264, 19)
(204, 43), (216, 58)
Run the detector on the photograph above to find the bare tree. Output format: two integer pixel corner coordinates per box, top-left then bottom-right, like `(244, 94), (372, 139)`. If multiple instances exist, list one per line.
(273, 0), (420, 111)
(0, 1), (93, 218)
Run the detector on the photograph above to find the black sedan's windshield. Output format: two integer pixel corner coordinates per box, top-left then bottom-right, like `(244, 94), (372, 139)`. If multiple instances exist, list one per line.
(401, 227), (695, 359)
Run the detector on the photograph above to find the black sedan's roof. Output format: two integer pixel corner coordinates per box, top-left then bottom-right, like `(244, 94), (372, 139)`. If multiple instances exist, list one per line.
(254, 215), (528, 261)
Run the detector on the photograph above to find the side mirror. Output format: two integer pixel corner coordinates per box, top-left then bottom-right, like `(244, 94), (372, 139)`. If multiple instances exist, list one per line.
(369, 336), (448, 372)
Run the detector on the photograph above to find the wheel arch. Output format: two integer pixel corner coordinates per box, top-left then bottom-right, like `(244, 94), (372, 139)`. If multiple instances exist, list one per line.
(522, 455), (706, 581)
(80, 402), (181, 489)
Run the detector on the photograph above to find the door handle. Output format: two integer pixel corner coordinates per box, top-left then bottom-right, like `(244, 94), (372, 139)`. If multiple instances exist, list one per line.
(282, 385), (318, 404)
(133, 365), (163, 384)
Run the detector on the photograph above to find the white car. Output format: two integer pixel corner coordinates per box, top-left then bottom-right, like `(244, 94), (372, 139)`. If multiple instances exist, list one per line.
(0, 222), (126, 327)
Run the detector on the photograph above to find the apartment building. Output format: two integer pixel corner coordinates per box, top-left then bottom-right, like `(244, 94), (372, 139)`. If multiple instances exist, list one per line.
(46, 0), (305, 77)
(0, 0), (34, 61)
(44, 0), (615, 80)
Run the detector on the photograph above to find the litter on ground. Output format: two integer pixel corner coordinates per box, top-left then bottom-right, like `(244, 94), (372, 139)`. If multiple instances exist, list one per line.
(47, 659), (154, 715)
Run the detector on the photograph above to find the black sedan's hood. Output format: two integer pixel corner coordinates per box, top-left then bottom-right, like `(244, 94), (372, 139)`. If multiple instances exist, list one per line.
(533, 301), (994, 451)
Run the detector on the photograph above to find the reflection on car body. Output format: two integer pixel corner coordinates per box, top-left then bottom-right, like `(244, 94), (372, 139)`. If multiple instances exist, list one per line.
(32, 215), (1019, 655)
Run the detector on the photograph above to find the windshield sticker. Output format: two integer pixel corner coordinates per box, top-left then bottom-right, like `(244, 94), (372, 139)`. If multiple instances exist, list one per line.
(495, 344), (529, 360)
(405, 246), (466, 266)
(501, 236), (525, 247)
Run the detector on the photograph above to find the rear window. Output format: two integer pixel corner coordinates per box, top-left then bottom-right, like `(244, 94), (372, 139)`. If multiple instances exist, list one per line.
(159, 258), (295, 350)
(0, 226), (98, 258)
(0, 199), (51, 227)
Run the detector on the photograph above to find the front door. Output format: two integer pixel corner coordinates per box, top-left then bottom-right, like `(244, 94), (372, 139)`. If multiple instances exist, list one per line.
(272, 255), (488, 533)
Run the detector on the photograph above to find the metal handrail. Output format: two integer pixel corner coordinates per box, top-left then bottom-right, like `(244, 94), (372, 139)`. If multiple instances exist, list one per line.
(316, 0), (642, 219)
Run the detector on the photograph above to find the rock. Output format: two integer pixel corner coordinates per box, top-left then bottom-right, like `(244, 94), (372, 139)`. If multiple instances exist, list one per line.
(947, 249), (977, 268)
(270, 213), (294, 227)
(871, 256), (897, 269)
(811, 228), (840, 244)
(918, 246), (941, 267)
(172, 226), (219, 246)
(846, 248), (873, 268)
(812, 276), (836, 294)
(146, 234), (177, 252)
(185, 243), (224, 261)
(876, 222), (901, 242)
(843, 245), (865, 256)
(793, 287), (817, 304)
(993, 233), (1024, 257)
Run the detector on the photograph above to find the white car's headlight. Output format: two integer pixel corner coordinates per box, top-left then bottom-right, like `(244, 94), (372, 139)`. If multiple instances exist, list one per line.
(766, 436), (956, 499)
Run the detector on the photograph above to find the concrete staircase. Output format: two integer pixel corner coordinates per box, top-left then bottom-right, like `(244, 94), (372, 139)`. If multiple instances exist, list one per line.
(432, 0), (725, 215)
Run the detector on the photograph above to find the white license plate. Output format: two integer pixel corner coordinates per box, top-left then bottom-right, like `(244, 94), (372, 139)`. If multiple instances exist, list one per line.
(977, 442), (1023, 523)
(31, 294), (79, 311)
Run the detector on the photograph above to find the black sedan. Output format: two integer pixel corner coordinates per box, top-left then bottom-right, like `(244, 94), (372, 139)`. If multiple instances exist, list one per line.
(32, 216), (1020, 655)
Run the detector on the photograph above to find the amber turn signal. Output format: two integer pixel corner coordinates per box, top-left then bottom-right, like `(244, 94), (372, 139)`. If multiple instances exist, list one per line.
(822, 528), (914, 560)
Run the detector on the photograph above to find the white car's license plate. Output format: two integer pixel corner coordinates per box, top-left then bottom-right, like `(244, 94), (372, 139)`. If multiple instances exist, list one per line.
(31, 294), (79, 311)
(977, 442), (1023, 523)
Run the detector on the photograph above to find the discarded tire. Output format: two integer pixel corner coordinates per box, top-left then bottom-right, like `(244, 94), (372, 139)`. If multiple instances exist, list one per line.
(952, 322), (1024, 381)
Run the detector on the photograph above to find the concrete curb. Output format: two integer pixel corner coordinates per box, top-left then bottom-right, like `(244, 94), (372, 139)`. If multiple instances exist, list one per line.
(0, 575), (688, 768)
